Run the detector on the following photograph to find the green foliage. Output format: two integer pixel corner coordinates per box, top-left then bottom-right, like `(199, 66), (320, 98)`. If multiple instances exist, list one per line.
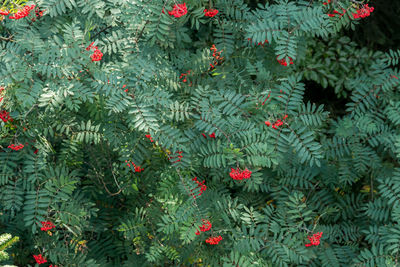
(0, 0), (399, 266)
(0, 233), (18, 264)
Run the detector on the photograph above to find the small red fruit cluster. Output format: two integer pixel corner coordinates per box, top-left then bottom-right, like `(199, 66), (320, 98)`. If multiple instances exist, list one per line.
(257, 39), (269, 46)
(262, 92), (271, 106)
(205, 235), (222, 245)
(277, 56), (293, 66)
(210, 45), (223, 69)
(229, 167), (252, 180)
(0, 110), (12, 123)
(0, 86), (4, 103)
(0, 10), (9, 16)
(168, 150), (183, 163)
(125, 160), (144, 173)
(180, 70), (191, 83)
(145, 134), (154, 142)
(8, 144), (24, 151)
(35, 9), (44, 18)
(40, 221), (55, 231)
(122, 84), (128, 92)
(31, 8), (45, 22)
(190, 177), (207, 199)
(195, 219), (212, 235)
(9, 4), (35, 19)
(352, 4), (374, 19)
(322, 0), (331, 5)
(327, 8), (346, 17)
(204, 9), (218, 17)
(305, 232), (323, 247)
(247, 38), (269, 47)
(199, 220), (212, 232)
(33, 254), (47, 264)
(86, 42), (103, 62)
(265, 114), (288, 129)
(33, 254), (58, 266)
(202, 132), (215, 139)
(168, 3), (188, 18)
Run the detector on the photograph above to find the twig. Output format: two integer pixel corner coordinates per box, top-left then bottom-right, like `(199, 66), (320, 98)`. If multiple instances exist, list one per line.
(91, 25), (112, 40)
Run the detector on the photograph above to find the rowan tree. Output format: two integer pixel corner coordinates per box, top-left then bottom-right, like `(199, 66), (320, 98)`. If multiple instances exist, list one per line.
(1, 0), (399, 266)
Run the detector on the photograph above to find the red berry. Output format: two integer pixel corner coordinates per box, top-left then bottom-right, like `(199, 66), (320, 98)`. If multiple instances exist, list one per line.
(204, 9), (218, 17)
(205, 235), (222, 245)
(168, 3), (187, 18)
(229, 167), (252, 180)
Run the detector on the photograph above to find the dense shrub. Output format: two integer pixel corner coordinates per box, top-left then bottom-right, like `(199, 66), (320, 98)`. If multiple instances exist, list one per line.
(1, 0), (400, 266)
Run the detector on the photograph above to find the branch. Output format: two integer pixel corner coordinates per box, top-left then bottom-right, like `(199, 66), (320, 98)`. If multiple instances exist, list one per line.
(91, 25), (112, 40)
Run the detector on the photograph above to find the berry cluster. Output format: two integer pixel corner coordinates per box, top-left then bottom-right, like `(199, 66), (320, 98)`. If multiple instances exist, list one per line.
(210, 45), (223, 69)
(31, 8), (45, 22)
(168, 3), (187, 18)
(204, 9), (218, 17)
(122, 84), (128, 92)
(229, 167), (252, 180)
(248, 38), (269, 47)
(190, 177), (207, 199)
(86, 42), (103, 62)
(352, 4), (374, 19)
(180, 70), (191, 83)
(145, 134), (154, 142)
(202, 132), (215, 139)
(168, 150), (183, 163)
(277, 56), (293, 66)
(9, 4), (35, 19)
(8, 144), (24, 151)
(257, 39), (269, 46)
(125, 160), (144, 173)
(327, 8), (346, 17)
(265, 114), (288, 129)
(322, 0), (331, 5)
(262, 92), (271, 106)
(0, 110), (12, 123)
(33, 254), (47, 264)
(35, 9), (44, 18)
(205, 235), (222, 245)
(199, 220), (212, 232)
(91, 49), (103, 61)
(195, 219), (212, 235)
(40, 221), (55, 231)
(305, 232), (323, 247)
(0, 10), (9, 16)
